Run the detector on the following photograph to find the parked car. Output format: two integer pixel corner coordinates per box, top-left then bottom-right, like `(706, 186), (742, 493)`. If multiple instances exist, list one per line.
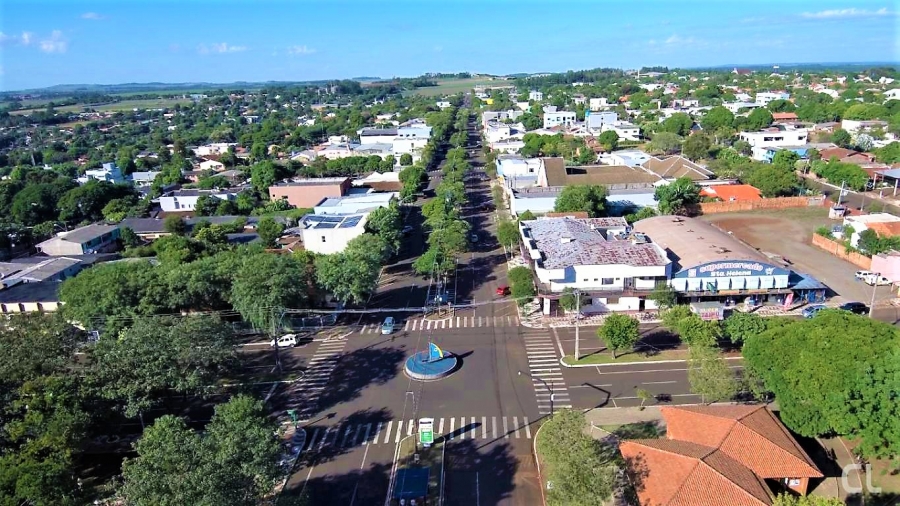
(496, 286), (510, 296)
(402, 225), (414, 235)
(837, 301), (868, 314)
(270, 334), (298, 348)
(381, 317), (395, 335)
(855, 270), (875, 280)
(801, 305), (827, 318)
(864, 275), (892, 286)
(470, 233), (479, 243)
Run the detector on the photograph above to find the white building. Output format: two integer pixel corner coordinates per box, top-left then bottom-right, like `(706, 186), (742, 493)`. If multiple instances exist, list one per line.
(585, 111), (618, 130)
(297, 213), (368, 254)
(482, 110), (523, 128)
(589, 97), (610, 110)
(158, 189), (239, 212)
(738, 126), (809, 160)
(529, 90), (544, 101)
(78, 162), (126, 185)
(755, 91), (791, 107)
(199, 159), (225, 172)
(600, 150), (653, 167)
(543, 111), (577, 129)
(436, 100), (452, 109)
(194, 143), (237, 157)
(491, 139), (526, 154)
(724, 101), (762, 113)
(314, 192), (397, 215)
(485, 121), (526, 147)
(130, 171), (160, 186)
(884, 89), (900, 101)
(519, 217), (671, 313)
(839, 213), (900, 247)
(497, 156), (542, 179)
(602, 121), (641, 141)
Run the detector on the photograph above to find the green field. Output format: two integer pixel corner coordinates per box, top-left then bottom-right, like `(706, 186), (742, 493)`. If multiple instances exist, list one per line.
(10, 97), (192, 115)
(407, 77), (506, 97)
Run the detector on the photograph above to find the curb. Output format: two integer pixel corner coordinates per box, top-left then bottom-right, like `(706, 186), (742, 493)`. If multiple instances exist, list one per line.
(533, 419), (548, 506)
(559, 355), (745, 368)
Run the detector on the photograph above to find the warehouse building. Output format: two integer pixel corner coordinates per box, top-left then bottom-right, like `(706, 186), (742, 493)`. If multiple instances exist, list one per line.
(633, 216), (826, 310)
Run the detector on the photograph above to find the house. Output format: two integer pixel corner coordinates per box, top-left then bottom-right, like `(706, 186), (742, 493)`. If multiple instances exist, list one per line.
(130, 171), (160, 186)
(357, 125), (431, 145)
(543, 111), (577, 129)
(518, 217), (671, 314)
(732, 68), (752, 75)
(871, 250), (900, 284)
(755, 91), (790, 106)
(772, 112), (799, 122)
(158, 188), (241, 212)
(839, 213), (900, 247)
(313, 192), (397, 215)
(485, 121), (526, 147)
(883, 89), (900, 101)
(841, 119), (889, 135)
(78, 162), (126, 185)
(701, 184), (763, 201)
(481, 110), (523, 128)
(194, 143), (237, 157)
(199, 159), (226, 172)
(0, 257), (83, 284)
(600, 150), (653, 167)
(585, 111), (618, 130)
(528, 90), (543, 101)
(724, 101), (762, 113)
(589, 97), (610, 110)
(640, 155), (714, 181)
(436, 100), (452, 109)
(352, 171), (402, 192)
(295, 213), (368, 254)
(268, 177), (351, 209)
(620, 405), (823, 505)
(0, 280), (63, 314)
(37, 224), (121, 256)
(601, 121), (641, 141)
(497, 156), (543, 179)
(739, 126), (810, 160)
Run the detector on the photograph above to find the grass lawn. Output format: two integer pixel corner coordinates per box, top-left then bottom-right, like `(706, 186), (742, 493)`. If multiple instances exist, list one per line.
(563, 348), (692, 366)
(407, 77), (500, 97)
(598, 421), (663, 440)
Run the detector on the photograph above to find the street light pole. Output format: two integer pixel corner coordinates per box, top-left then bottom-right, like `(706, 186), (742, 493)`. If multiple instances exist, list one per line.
(574, 289), (581, 362)
(868, 273), (880, 318)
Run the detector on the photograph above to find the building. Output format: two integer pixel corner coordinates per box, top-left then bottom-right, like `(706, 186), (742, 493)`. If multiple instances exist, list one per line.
(0, 280), (63, 314)
(543, 111), (577, 129)
(601, 121), (641, 141)
(640, 156), (713, 181)
(78, 162), (126, 185)
(634, 216), (826, 306)
(352, 171), (402, 192)
(295, 213), (368, 254)
(481, 110), (524, 128)
(497, 156), (543, 179)
(772, 112), (799, 122)
(841, 119), (889, 135)
(0, 257), (83, 284)
(701, 184), (763, 202)
(585, 111), (618, 130)
(519, 217), (671, 314)
(199, 159), (225, 172)
(589, 97), (610, 110)
(871, 250), (900, 284)
(620, 405), (823, 506)
(755, 91), (790, 106)
(194, 143), (237, 157)
(314, 192), (397, 215)
(600, 150), (653, 167)
(724, 101), (762, 114)
(158, 188), (241, 212)
(268, 177), (351, 209)
(436, 100), (452, 109)
(358, 126), (431, 145)
(739, 126), (810, 161)
(528, 90), (543, 101)
(839, 213), (900, 247)
(130, 171), (160, 186)
(37, 224), (121, 256)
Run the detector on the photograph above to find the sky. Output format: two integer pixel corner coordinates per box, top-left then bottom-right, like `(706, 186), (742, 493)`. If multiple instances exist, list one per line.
(0, 0), (898, 91)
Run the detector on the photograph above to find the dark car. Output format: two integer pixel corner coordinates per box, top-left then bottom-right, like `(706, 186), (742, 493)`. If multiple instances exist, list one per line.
(838, 301), (868, 314)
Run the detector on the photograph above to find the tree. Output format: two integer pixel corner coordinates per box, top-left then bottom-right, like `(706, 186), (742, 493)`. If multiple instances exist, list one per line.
(831, 128), (852, 148)
(315, 234), (389, 305)
(682, 133), (712, 161)
(723, 312), (769, 344)
(597, 130), (619, 152)
(164, 215), (187, 235)
(554, 184), (609, 217)
(535, 410), (615, 506)
(687, 345), (739, 404)
(875, 141), (900, 164)
(120, 226), (141, 248)
(558, 287), (579, 313)
(598, 314), (640, 359)
(654, 177), (700, 215)
(194, 194), (221, 216)
(745, 164), (798, 197)
(508, 266), (536, 306)
(646, 132), (683, 155)
(746, 108), (774, 130)
(701, 106), (735, 131)
(0, 313), (84, 384)
(636, 388), (654, 409)
(518, 210), (537, 221)
(256, 217), (284, 248)
(661, 112), (694, 136)
(231, 253), (311, 329)
(496, 219), (521, 252)
(399, 153), (413, 166)
(364, 205), (402, 255)
(648, 284), (677, 309)
(249, 160), (283, 194)
(772, 149), (800, 171)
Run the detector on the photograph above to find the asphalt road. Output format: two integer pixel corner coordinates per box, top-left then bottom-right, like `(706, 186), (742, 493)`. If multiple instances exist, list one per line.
(803, 176), (900, 215)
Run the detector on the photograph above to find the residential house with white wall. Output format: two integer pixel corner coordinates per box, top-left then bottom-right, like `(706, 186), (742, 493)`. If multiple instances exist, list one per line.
(528, 90), (543, 101)
(37, 225), (121, 256)
(755, 91), (791, 107)
(838, 213), (900, 248)
(738, 125), (809, 161)
(543, 111), (577, 129)
(194, 143), (237, 157)
(518, 217), (671, 314)
(295, 213), (368, 254)
(77, 162), (126, 185)
(589, 97), (610, 110)
(158, 188), (241, 212)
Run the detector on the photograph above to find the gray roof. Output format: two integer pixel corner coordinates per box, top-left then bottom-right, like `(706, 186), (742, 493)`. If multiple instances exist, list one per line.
(523, 217), (667, 269)
(359, 127), (398, 137)
(56, 224), (119, 245)
(274, 177), (349, 187)
(0, 281), (61, 304)
(0, 257), (81, 282)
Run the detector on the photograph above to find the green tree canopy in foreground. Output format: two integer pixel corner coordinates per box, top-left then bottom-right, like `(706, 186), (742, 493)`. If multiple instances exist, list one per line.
(654, 177), (700, 215)
(553, 184), (609, 217)
(598, 314), (640, 358)
(743, 310), (900, 458)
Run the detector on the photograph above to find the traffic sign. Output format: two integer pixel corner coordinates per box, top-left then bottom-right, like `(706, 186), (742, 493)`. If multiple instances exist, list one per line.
(418, 418), (434, 447)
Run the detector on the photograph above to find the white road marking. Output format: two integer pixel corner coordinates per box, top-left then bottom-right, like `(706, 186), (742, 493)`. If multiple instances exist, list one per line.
(449, 417), (455, 439)
(373, 422), (383, 444)
(492, 417), (497, 438)
(482, 416), (487, 439)
(514, 417), (520, 438)
(503, 417), (509, 439)
(524, 418), (532, 439)
(407, 419), (415, 436)
(438, 418), (445, 437)
(394, 421), (403, 443)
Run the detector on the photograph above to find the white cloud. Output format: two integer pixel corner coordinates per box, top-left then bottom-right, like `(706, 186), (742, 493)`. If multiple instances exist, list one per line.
(39, 30), (67, 53)
(287, 45), (316, 55)
(80, 12), (104, 20)
(801, 7), (893, 18)
(21, 31), (33, 45)
(665, 34), (698, 45)
(198, 42), (247, 54)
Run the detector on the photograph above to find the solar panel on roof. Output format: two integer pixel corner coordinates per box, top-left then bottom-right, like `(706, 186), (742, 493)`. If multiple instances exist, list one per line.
(341, 216), (362, 228)
(316, 222), (338, 229)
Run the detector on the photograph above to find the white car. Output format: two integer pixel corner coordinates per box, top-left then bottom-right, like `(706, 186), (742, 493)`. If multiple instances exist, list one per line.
(270, 334), (298, 348)
(864, 275), (892, 286)
(855, 270), (875, 280)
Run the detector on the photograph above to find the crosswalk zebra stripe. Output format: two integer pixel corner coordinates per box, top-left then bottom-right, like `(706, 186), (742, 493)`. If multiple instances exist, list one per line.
(460, 417), (466, 439)
(524, 418), (532, 439)
(394, 421), (403, 443)
(492, 416), (497, 438)
(438, 417), (444, 437)
(307, 428), (321, 449)
(382, 421), (392, 444)
(449, 417), (455, 439)
(482, 416), (487, 439)
(503, 416), (509, 439)
(514, 417), (520, 438)
(407, 419), (415, 436)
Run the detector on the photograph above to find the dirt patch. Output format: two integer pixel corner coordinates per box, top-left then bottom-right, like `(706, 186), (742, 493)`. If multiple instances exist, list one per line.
(701, 208), (887, 303)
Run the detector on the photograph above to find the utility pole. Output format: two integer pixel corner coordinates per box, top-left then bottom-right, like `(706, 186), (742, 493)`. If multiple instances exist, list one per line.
(868, 273), (880, 319)
(574, 289), (582, 362)
(272, 307), (282, 373)
(837, 180), (846, 207)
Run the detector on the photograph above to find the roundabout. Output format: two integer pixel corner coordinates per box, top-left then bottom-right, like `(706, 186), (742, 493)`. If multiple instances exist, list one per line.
(404, 342), (458, 381)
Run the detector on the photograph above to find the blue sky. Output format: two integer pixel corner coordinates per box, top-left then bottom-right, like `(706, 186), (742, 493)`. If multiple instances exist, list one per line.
(0, 0), (898, 91)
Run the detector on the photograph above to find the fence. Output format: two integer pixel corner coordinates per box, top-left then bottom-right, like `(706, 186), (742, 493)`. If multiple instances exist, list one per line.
(697, 195), (826, 214)
(810, 234), (872, 269)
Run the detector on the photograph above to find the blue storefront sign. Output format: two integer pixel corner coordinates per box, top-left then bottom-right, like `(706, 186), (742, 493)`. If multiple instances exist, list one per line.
(675, 260), (790, 279)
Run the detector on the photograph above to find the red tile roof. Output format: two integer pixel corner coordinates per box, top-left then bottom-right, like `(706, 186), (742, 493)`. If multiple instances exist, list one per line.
(819, 147), (857, 161)
(701, 184), (763, 201)
(868, 221), (900, 237)
(772, 112), (798, 121)
(620, 405), (822, 506)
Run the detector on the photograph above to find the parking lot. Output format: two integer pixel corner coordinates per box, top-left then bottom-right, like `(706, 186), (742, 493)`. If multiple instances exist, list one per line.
(700, 207), (894, 304)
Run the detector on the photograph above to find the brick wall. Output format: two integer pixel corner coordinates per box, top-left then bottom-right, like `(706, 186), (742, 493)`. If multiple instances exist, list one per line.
(810, 234), (872, 269)
(697, 196), (826, 214)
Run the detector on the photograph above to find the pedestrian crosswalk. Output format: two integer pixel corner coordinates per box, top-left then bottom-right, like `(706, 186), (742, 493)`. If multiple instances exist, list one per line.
(291, 338), (347, 421)
(356, 315), (519, 334)
(522, 329), (572, 414)
(303, 415), (533, 452)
